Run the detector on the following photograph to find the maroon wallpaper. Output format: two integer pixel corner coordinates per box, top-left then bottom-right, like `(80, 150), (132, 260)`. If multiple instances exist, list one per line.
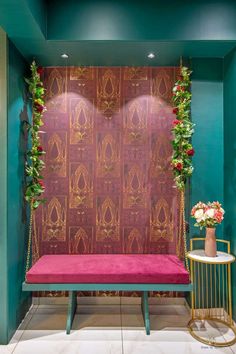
(33, 67), (183, 289)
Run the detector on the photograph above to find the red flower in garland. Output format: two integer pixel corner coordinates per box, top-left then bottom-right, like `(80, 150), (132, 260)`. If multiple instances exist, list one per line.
(38, 180), (45, 189)
(173, 119), (182, 126)
(35, 102), (45, 113)
(176, 85), (185, 92)
(171, 66), (193, 190)
(25, 61), (47, 209)
(37, 146), (43, 152)
(173, 107), (178, 114)
(175, 162), (183, 171)
(37, 66), (44, 76)
(186, 148), (195, 156)
(177, 75), (184, 81)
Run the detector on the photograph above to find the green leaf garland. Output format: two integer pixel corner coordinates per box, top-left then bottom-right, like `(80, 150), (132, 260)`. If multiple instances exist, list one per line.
(171, 66), (194, 190)
(25, 61), (46, 209)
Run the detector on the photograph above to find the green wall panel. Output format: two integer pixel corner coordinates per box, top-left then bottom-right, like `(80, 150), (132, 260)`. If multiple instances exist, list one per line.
(190, 58), (224, 238)
(223, 49), (236, 320)
(6, 39), (31, 342)
(0, 33), (31, 344)
(0, 27), (8, 345)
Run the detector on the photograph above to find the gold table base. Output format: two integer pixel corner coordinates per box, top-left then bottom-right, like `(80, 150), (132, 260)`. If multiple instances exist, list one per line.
(187, 238), (236, 348)
(188, 318), (236, 347)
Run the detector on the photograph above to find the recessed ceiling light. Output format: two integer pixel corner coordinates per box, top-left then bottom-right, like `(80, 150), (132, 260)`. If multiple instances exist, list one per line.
(147, 53), (155, 59)
(61, 53), (69, 59)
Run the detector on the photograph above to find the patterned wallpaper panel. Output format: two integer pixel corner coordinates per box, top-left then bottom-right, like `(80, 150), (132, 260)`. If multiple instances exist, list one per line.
(33, 66), (182, 264)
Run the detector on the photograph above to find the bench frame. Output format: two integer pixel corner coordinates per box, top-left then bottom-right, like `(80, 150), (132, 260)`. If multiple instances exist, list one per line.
(22, 282), (192, 335)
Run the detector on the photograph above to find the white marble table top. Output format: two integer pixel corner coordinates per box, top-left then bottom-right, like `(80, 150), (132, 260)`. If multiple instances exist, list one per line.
(187, 249), (235, 264)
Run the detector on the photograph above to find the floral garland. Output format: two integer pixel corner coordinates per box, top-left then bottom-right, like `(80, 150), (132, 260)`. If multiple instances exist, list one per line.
(25, 61), (46, 209)
(171, 66), (194, 190)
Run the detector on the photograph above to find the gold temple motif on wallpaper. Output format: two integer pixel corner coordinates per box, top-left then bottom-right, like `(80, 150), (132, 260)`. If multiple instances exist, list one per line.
(46, 132), (67, 177)
(70, 98), (94, 145)
(69, 163), (93, 209)
(97, 69), (121, 117)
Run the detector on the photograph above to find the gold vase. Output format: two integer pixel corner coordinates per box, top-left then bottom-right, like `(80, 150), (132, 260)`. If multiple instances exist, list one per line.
(205, 227), (217, 257)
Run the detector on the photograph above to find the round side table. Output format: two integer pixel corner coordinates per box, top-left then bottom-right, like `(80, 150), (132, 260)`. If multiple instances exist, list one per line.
(187, 238), (236, 347)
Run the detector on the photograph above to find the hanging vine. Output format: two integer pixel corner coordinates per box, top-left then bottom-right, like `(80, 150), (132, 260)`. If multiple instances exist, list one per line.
(25, 61), (46, 209)
(171, 66), (194, 190)
(171, 65), (194, 269)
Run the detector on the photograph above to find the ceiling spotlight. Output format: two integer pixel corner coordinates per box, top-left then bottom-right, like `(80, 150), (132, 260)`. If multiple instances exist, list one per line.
(147, 53), (155, 59)
(61, 53), (69, 59)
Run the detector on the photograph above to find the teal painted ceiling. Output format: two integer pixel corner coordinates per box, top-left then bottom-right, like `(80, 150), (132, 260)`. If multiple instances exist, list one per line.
(0, 0), (236, 66)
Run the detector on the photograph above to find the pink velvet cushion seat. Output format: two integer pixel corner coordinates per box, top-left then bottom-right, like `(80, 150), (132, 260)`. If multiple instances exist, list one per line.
(26, 254), (189, 284)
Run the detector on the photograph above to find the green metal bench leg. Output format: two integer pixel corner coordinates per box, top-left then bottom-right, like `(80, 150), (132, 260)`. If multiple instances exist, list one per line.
(141, 291), (150, 335)
(66, 291), (77, 334)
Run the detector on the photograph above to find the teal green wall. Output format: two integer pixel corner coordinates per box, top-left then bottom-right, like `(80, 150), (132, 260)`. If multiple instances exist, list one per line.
(1, 0), (236, 66)
(0, 27), (8, 345)
(0, 36), (31, 344)
(7, 39), (31, 342)
(223, 49), (236, 320)
(190, 58), (224, 238)
(25, 0), (47, 37)
(47, 0), (236, 41)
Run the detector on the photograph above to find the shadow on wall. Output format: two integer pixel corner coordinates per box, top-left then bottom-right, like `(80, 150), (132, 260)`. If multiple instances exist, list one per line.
(19, 87), (30, 225)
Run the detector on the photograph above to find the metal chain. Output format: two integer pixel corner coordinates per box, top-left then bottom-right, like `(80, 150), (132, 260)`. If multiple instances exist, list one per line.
(181, 189), (190, 272)
(25, 202), (34, 280)
(178, 191), (183, 259)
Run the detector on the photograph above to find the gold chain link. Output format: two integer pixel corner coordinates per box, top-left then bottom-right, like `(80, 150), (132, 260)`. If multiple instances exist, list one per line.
(181, 189), (189, 272)
(178, 192), (183, 259)
(25, 202), (34, 280)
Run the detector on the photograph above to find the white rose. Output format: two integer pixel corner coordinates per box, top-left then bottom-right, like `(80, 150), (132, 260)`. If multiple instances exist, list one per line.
(205, 208), (215, 218)
(194, 209), (204, 219)
(196, 215), (206, 223)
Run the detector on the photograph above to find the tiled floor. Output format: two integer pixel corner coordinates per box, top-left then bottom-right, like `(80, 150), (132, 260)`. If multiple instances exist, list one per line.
(1, 298), (236, 354)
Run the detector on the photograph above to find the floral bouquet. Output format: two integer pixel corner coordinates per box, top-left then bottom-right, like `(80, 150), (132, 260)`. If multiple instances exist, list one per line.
(191, 201), (225, 229)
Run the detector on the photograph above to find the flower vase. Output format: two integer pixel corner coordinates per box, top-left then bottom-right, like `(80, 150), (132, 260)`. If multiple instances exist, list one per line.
(205, 227), (217, 257)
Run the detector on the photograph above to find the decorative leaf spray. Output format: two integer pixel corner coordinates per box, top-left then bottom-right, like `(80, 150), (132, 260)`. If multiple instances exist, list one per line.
(25, 61), (46, 209)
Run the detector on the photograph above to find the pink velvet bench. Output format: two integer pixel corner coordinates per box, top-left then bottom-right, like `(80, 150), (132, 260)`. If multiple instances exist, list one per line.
(22, 254), (192, 334)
